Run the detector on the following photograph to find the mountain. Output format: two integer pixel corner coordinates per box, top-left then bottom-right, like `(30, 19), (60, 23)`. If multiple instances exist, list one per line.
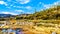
(16, 5), (60, 20)
(0, 5), (60, 20)
(0, 14), (14, 18)
(32, 5), (60, 20)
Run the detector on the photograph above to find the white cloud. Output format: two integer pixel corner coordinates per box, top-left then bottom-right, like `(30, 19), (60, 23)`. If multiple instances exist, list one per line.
(42, 0), (60, 9)
(10, 4), (13, 6)
(37, 2), (44, 7)
(16, 0), (30, 4)
(16, 6), (23, 8)
(39, 2), (43, 4)
(15, 10), (24, 12)
(43, 4), (52, 9)
(16, 6), (32, 10)
(25, 6), (32, 10)
(0, 1), (7, 6)
(26, 12), (32, 14)
(7, 0), (11, 2)
(53, 1), (60, 5)
(1, 12), (17, 15)
(13, 6), (16, 7)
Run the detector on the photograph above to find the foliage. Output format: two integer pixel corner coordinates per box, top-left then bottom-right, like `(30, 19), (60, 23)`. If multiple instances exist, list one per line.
(16, 5), (60, 20)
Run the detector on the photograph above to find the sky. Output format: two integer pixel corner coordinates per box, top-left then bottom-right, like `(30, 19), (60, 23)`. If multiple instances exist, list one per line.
(0, 0), (60, 15)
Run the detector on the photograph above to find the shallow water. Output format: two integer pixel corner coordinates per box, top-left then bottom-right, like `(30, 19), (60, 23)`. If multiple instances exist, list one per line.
(1, 28), (24, 34)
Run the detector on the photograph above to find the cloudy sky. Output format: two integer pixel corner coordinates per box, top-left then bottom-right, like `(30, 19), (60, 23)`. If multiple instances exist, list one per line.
(0, 0), (60, 15)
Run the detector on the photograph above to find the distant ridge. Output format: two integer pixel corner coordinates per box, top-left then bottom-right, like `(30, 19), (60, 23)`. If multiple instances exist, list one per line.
(0, 14), (14, 18)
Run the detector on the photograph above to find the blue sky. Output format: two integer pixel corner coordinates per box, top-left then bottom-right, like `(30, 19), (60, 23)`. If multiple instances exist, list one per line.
(0, 0), (60, 15)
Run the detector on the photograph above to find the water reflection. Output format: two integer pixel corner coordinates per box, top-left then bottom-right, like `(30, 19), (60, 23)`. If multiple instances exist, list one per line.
(1, 28), (24, 34)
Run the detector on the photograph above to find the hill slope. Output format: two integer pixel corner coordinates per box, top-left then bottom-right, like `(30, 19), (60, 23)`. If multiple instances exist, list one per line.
(33, 5), (60, 20)
(16, 5), (60, 20)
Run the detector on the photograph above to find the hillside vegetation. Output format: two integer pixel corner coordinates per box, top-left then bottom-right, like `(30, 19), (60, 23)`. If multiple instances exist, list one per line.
(16, 5), (60, 20)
